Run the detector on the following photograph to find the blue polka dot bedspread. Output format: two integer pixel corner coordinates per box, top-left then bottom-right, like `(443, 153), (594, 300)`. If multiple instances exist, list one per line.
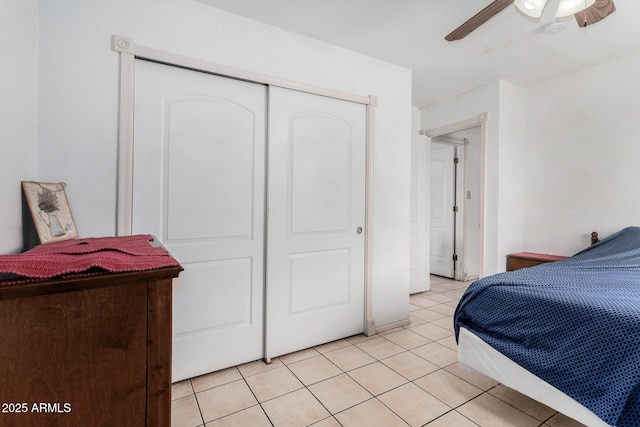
(454, 226), (640, 427)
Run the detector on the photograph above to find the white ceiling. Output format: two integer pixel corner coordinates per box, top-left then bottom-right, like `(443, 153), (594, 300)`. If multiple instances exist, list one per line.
(197, 0), (640, 107)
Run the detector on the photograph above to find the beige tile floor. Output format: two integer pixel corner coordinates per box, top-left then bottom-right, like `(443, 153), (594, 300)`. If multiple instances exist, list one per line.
(171, 276), (587, 427)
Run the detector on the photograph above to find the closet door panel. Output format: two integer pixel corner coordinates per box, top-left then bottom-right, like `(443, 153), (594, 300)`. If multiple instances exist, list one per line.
(165, 99), (255, 240)
(290, 115), (351, 233)
(266, 87), (366, 359)
(132, 59), (266, 381)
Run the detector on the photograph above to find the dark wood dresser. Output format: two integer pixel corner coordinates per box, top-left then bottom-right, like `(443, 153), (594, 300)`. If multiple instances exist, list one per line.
(0, 266), (181, 427)
(506, 252), (568, 271)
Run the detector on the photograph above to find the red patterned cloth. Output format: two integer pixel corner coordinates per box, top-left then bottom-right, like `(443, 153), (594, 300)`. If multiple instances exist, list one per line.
(0, 235), (180, 280)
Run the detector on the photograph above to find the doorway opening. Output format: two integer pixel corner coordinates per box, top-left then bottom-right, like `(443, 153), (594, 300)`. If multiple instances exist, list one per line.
(422, 114), (486, 283)
(429, 137), (464, 279)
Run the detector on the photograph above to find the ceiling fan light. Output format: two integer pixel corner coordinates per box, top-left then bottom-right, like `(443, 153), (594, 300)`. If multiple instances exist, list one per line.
(555, 0), (596, 17)
(524, 0), (542, 9)
(514, 0), (549, 18)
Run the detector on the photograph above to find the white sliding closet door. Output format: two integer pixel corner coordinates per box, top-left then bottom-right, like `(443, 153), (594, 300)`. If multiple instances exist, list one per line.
(132, 59), (267, 381)
(266, 87), (366, 359)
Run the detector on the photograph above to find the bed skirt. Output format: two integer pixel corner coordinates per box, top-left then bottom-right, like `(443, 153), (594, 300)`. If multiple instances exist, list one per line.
(458, 327), (610, 427)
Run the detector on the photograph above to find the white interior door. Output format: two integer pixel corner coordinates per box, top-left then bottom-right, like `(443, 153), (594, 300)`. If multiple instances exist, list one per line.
(430, 143), (455, 278)
(410, 135), (429, 293)
(132, 59), (266, 381)
(266, 87), (366, 359)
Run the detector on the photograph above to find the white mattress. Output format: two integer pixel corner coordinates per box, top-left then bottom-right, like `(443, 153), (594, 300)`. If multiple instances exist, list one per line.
(458, 327), (611, 427)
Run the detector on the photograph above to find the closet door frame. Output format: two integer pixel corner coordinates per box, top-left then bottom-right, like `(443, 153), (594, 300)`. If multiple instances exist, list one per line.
(111, 35), (378, 336)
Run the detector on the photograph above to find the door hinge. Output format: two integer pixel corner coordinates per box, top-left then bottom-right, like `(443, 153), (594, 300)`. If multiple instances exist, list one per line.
(453, 206), (459, 213)
(453, 254), (458, 261)
(454, 157), (459, 164)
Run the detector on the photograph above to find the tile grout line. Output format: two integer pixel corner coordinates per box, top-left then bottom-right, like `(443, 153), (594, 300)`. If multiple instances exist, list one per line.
(188, 378), (207, 427)
(177, 277), (570, 427)
(307, 340), (411, 425)
(282, 352), (339, 421)
(258, 321), (474, 424)
(333, 333), (448, 425)
(239, 371), (276, 427)
(364, 314), (506, 425)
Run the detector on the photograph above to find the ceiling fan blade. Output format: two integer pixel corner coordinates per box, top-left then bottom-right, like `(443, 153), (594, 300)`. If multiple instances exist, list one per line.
(575, 0), (616, 27)
(445, 0), (514, 41)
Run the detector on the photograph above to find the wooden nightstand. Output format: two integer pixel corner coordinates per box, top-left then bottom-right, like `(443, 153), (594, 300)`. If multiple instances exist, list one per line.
(506, 252), (568, 271)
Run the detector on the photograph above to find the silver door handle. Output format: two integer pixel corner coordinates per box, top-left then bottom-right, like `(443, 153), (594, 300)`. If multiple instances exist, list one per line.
(356, 227), (363, 234)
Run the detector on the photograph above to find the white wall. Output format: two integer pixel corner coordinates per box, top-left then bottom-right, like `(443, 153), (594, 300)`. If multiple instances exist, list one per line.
(410, 107), (429, 293)
(36, 0), (412, 328)
(421, 81), (526, 275)
(424, 54), (640, 268)
(523, 52), (640, 255)
(0, 0), (39, 254)
(498, 82), (526, 261)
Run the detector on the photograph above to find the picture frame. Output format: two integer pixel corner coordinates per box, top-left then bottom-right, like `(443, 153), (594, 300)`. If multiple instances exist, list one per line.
(21, 181), (78, 244)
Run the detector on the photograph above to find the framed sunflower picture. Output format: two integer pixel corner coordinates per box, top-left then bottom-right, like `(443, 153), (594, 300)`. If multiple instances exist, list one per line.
(22, 181), (78, 244)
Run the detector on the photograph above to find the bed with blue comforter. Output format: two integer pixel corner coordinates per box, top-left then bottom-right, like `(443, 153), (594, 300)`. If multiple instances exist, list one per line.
(454, 226), (640, 427)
